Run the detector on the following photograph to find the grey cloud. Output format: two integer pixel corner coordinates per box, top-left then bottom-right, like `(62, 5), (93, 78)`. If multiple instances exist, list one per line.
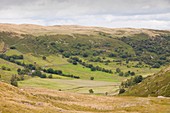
(0, 0), (170, 29)
(0, 0), (170, 15)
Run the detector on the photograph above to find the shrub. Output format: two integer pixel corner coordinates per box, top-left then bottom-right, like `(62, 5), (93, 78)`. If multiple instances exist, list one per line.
(82, 53), (88, 57)
(17, 68), (21, 73)
(32, 70), (42, 77)
(131, 72), (135, 76)
(89, 89), (94, 94)
(46, 68), (54, 73)
(116, 68), (121, 73)
(10, 46), (16, 49)
(48, 74), (53, 79)
(108, 53), (116, 57)
(124, 72), (129, 77)
(40, 74), (47, 78)
(7, 68), (11, 71)
(119, 72), (124, 76)
(1, 66), (6, 70)
(152, 63), (160, 68)
(119, 88), (125, 94)
(133, 75), (143, 83)
(72, 61), (78, 65)
(42, 56), (46, 60)
(10, 75), (18, 87)
(91, 67), (96, 71)
(90, 77), (94, 80)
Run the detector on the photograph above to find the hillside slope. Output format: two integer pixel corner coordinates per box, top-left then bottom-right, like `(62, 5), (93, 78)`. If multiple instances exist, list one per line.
(124, 66), (170, 97)
(0, 82), (170, 113)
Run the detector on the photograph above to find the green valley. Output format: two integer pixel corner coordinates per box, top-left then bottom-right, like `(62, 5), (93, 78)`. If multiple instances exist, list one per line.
(0, 24), (170, 113)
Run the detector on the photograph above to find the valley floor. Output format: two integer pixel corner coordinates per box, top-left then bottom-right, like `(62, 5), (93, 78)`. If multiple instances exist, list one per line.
(19, 78), (120, 95)
(0, 82), (170, 113)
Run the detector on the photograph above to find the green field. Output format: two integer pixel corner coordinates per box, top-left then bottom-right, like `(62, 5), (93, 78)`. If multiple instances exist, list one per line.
(3, 49), (163, 94)
(19, 77), (119, 94)
(0, 28), (168, 96)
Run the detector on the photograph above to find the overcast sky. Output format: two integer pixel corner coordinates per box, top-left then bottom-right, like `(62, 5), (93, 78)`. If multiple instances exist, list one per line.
(0, 0), (170, 29)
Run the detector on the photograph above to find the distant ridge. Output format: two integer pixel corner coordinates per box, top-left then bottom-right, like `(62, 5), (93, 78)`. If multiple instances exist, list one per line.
(0, 23), (169, 37)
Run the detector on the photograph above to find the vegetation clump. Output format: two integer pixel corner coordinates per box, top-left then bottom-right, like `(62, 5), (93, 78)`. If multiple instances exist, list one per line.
(10, 75), (18, 87)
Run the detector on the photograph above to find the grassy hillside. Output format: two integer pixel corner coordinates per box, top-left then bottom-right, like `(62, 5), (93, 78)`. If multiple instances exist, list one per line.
(123, 66), (170, 97)
(0, 82), (170, 113)
(0, 58), (24, 83)
(0, 24), (170, 112)
(0, 24), (170, 96)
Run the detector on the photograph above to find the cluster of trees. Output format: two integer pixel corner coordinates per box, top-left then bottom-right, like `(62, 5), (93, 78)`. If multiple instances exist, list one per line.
(10, 74), (25, 87)
(0, 54), (36, 70)
(68, 57), (113, 74)
(17, 68), (29, 75)
(0, 54), (23, 61)
(17, 68), (53, 79)
(53, 41), (94, 58)
(89, 57), (102, 62)
(0, 53), (79, 79)
(120, 75), (143, 88)
(116, 68), (135, 77)
(10, 75), (18, 87)
(43, 68), (80, 79)
(32, 70), (47, 78)
(120, 36), (170, 67)
(119, 75), (143, 94)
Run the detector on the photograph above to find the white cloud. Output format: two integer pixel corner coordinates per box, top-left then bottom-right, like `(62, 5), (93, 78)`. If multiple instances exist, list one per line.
(0, 0), (170, 29)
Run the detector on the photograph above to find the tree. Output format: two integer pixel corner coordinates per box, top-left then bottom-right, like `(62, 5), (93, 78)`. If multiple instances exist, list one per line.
(72, 61), (78, 65)
(63, 52), (71, 58)
(126, 60), (129, 64)
(124, 72), (129, 77)
(46, 68), (54, 73)
(10, 75), (18, 87)
(32, 70), (42, 77)
(17, 68), (21, 73)
(108, 53), (116, 57)
(119, 88), (125, 94)
(89, 89), (94, 94)
(42, 56), (46, 60)
(152, 63), (160, 68)
(130, 72), (135, 76)
(10, 46), (16, 49)
(91, 67), (96, 71)
(116, 68), (121, 73)
(119, 72), (124, 76)
(90, 77), (94, 80)
(82, 53), (88, 57)
(40, 74), (47, 78)
(133, 75), (143, 83)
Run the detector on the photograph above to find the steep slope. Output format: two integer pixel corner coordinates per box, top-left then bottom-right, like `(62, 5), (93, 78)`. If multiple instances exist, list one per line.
(0, 82), (170, 113)
(124, 66), (170, 97)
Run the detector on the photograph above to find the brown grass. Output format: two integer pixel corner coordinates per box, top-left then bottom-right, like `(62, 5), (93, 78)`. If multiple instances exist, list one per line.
(0, 23), (169, 37)
(0, 82), (170, 113)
